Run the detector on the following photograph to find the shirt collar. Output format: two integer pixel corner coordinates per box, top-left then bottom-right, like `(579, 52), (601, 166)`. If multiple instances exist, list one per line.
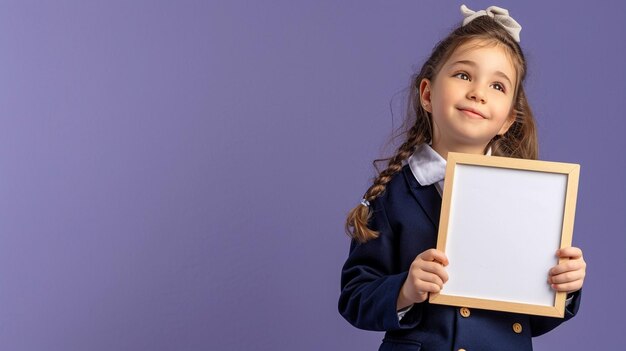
(408, 144), (446, 186)
(408, 144), (492, 186)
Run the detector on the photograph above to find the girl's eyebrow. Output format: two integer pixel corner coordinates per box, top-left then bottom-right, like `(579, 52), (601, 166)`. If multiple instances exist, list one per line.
(450, 60), (513, 87)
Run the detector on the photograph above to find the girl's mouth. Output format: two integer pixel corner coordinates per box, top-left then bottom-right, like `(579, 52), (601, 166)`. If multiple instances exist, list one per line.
(458, 108), (486, 119)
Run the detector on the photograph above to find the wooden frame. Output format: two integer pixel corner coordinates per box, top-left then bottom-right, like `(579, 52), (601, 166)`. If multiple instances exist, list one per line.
(428, 152), (580, 317)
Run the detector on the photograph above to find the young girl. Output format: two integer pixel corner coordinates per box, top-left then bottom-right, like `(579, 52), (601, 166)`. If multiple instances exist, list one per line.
(339, 5), (586, 351)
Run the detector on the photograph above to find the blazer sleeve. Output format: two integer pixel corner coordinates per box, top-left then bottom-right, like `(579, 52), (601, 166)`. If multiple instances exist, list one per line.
(529, 289), (582, 336)
(338, 196), (424, 331)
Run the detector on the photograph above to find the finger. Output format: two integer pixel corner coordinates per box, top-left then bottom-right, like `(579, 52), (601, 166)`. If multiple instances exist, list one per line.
(549, 259), (586, 276)
(551, 281), (583, 293)
(556, 247), (583, 259)
(419, 261), (449, 283)
(550, 270), (585, 284)
(416, 281), (443, 294)
(419, 249), (449, 266)
(415, 270), (445, 288)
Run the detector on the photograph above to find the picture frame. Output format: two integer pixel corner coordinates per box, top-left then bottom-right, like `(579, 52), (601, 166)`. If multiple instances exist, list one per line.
(428, 152), (580, 317)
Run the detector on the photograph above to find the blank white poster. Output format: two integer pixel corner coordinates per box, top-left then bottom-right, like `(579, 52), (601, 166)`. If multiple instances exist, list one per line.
(442, 164), (567, 306)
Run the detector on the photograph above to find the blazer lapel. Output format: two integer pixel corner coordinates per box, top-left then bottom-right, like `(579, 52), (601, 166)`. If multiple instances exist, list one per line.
(402, 166), (441, 228)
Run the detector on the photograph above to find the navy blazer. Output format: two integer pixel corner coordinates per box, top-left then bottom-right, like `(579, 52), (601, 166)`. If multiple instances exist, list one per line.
(339, 165), (581, 351)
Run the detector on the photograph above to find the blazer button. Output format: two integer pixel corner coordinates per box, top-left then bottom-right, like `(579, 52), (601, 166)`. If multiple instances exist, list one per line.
(513, 322), (523, 334)
(459, 307), (471, 318)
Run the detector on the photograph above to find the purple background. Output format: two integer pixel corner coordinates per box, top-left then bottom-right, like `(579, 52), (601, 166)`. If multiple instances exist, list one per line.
(1, 1), (623, 350)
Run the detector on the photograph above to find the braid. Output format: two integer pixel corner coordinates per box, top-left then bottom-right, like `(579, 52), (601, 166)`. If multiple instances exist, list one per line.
(345, 123), (426, 243)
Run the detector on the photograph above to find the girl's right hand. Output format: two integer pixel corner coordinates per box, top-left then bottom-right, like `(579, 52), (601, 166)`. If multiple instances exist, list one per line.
(397, 249), (449, 310)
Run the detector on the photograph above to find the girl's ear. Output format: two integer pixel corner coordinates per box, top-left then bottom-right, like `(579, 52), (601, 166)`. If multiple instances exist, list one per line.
(419, 78), (432, 113)
(498, 109), (516, 135)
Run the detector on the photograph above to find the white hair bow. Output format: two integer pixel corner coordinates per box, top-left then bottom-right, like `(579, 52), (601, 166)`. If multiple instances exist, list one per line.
(460, 4), (522, 43)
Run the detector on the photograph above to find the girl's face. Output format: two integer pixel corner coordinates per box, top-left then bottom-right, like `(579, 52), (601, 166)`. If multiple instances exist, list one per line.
(420, 39), (517, 156)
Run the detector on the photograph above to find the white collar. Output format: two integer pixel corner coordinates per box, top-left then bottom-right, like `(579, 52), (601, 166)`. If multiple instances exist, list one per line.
(408, 144), (492, 189)
(408, 144), (446, 187)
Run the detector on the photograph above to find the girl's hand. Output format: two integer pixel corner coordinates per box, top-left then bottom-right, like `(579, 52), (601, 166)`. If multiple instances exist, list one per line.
(548, 247), (586, 293)
(397, 249), (449, 310)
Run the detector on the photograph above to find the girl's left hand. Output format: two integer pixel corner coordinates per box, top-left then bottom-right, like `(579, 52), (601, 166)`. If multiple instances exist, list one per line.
(548, 247), (586, 293)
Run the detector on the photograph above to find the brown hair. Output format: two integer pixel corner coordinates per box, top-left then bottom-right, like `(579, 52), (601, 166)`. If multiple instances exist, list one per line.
(345, 16), (538, 243)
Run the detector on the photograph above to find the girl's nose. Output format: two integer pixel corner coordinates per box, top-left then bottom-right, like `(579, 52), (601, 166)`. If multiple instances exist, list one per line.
(466, 86), (487, 103)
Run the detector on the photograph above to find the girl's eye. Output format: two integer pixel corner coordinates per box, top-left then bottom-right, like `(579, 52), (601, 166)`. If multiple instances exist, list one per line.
(491, 83), (506, 93)
(454, 72), (470, 80)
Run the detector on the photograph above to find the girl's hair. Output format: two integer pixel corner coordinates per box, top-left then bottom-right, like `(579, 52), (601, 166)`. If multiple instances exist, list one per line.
(346, 16), (538, 243)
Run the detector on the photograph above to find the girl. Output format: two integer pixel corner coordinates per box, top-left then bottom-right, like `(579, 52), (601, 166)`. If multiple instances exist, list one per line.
(338, 5), (586, 351)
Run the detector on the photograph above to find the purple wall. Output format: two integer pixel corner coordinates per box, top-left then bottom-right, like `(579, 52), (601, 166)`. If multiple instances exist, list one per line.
(1, 1), (623, 349)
